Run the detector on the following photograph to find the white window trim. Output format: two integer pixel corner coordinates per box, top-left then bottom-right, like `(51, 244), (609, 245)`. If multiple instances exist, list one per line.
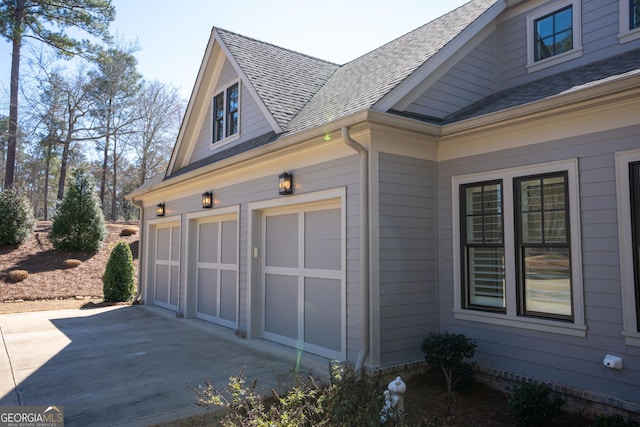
(452, 159), (586, 337)
(615, 149), (640, 347)
(526, 0), (583, 73)
(619, 0), (640, 44)
(211, 79), (241, 148)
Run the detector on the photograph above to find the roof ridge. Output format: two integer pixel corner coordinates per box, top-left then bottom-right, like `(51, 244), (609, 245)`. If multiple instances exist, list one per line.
(213, 26), (339, 66)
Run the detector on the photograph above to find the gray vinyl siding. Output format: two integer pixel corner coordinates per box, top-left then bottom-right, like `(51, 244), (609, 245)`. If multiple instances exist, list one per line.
(497, 0), (640, 91)
(188, 59), (273, 165)
(437, 124), (640, 403)
(405, 31), (497, 119)
(377, 153), (437, 365)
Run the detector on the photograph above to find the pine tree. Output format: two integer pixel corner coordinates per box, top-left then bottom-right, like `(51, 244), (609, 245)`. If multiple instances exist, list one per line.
(0, 189), (35, 245)
(49, 168), (106, 251)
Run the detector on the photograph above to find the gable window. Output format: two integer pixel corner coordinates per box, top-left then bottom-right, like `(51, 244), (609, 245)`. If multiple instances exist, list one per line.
(534, 6), (573, 61)
(619, 0), (640, 43)
(527, 1), (582, 72)
(212, 82), (239, 144)
(616, 150), (640, 346)
(453, 160), (585, 336)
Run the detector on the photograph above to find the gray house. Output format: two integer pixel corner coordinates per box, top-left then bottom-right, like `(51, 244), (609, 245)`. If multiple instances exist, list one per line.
(128, 0), (640, 416)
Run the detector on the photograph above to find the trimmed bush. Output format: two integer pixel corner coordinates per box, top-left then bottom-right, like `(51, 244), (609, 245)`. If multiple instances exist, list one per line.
(7, 270), (29, 283)
(509, 383), (564, 427)
(421, 331), (477, 392)
(0, 189), (35, 245)
(103, 242), (135, 302)
(49, 168), (106, 251)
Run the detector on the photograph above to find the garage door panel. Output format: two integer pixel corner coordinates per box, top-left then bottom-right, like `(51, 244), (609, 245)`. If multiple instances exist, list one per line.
(155, 264), (170, 303)
(157, 228), (171, 261)
(197, 268), (218, 317)
(266, 214), (298, 268)
(221, 220), (238, 264)
(304, 277), (341, 351)
(265, 274), (298, 339)
(170, 265), (180, 306)
(171, 227), (180, 261)
(220, 270), (237, 322)
(305, 209), (341, 270)
(198, 222), (218, 263)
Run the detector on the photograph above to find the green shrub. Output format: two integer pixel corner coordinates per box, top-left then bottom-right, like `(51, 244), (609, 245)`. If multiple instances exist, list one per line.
(421, 331), (477, 392)
(591, 414), (639, 427)
(49, 168), (106, 251)
(509, 383), (564, 427)
(103, 242), (135, 302)
(191, 363), (391, 427)
(0, 189), (35, 245)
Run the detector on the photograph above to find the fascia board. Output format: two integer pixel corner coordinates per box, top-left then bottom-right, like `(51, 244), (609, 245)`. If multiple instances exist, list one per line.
(167, 28), (218, 175)
(214, 31), (283, 135)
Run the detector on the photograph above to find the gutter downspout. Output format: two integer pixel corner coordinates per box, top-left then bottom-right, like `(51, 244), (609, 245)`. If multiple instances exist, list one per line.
(130, 197), (144, 303)
(341, 127), (370, 380)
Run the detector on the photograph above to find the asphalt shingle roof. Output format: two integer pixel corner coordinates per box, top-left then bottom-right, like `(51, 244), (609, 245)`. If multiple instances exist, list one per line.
(216, 28), (339, 129)
(284, 0), (498, 134)
(444, 47), (640, 123)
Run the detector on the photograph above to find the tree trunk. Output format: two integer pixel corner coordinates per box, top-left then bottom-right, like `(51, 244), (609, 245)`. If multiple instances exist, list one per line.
(43, 140), (53, 220)
(5, 0), (25, 189)
(100, 100), (112, 209)
(111, 135), (117, 220)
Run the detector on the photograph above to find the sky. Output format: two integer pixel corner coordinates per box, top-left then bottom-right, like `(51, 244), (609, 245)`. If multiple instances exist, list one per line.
(0, 0), (469, 107)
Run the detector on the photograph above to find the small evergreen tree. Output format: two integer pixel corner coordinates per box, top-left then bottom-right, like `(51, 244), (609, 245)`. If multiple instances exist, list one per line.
(50, 168), (106, 251)
(103, 242), (135, 302)
(0, 189), (35, 245)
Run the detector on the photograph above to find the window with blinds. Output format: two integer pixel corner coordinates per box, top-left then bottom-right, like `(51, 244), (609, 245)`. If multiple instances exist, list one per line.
(515, 173), (572, 320)
(460, 181), (506, 311)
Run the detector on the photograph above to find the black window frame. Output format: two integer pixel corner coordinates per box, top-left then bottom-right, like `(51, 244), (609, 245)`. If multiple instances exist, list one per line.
(630, 161), (640, 330)
(212, 82), (239, 143)
(515, 172), (573, 321)
(460, 180), (506, 313)
(632, 0), (640, 30)
(534, 5), (573, 61)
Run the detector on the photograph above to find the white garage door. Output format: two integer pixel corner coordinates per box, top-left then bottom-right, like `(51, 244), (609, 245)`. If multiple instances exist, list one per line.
(154, 223), (180, 311)
(195, 216), (238, 327)
(262, 203), (344, 359)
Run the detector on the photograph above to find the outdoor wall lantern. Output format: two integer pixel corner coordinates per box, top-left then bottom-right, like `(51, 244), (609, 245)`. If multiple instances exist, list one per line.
(202, 191), (213, 209)
(156, 203), (165, 217)
(278, 172), (293, 195)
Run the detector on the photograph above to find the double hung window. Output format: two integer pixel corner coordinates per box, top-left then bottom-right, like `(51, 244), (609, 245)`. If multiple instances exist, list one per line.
(615, 150), (640, 346)
(619, 0), (640, 43)
(631, 162), (640, 331)
(212, 82), (239, 144)
(454, 160), (584, 335)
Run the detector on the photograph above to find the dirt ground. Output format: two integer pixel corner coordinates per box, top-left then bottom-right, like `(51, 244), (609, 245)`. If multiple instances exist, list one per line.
(1, 222), (595, 426)
(0, 221), (139, 313)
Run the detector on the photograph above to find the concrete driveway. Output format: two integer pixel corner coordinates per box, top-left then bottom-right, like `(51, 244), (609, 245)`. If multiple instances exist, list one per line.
(0, 305), (329, 426)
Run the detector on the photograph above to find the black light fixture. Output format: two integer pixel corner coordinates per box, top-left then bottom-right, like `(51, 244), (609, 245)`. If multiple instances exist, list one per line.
(156, 203), (165, 217)
(278, 172), (293, 195)
(202, 191), (213, 209)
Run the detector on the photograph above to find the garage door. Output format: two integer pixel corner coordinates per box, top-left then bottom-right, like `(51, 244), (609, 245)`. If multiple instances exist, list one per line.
(195, 216), (238, 327)
(262, 203), (344, 359)
(154, 223), (180, 311)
